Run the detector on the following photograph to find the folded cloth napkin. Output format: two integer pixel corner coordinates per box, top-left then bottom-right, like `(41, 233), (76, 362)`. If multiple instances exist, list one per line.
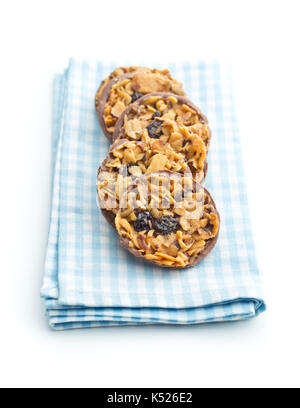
(41, 59), (266, 330)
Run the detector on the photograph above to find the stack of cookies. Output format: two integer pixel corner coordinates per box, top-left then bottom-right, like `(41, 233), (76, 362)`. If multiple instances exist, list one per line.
(96, 67), (220, 269)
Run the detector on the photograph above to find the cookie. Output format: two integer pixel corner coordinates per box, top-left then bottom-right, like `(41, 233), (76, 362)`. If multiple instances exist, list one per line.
(95, 66), (152, 112)
(98, 139), (208, 227)
(95, 69), (185, 141)
(113, 93), (211, 176)
(114, 171), (220, 269)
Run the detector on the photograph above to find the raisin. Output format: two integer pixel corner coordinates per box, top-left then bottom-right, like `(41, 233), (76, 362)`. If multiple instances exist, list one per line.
(131, 92), (144, 103)
(133, 211), (153, 232)
(147, 120), (163, 139)
(126, 163), (136, 176)
(153, 216), (179, 235)
(152, 111), (162, 120)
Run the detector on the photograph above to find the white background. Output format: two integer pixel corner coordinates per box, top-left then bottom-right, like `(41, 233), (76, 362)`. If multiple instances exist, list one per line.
(0, 0), (299, 388)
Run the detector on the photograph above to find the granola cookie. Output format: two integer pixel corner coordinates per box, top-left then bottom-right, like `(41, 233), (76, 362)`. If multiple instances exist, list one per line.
(113, 93), (211, 177)
(95, 69), (185, 141)
(95, 66), (149, 98)
(98, 139), (208, 227)
(114, 172), (220, 269)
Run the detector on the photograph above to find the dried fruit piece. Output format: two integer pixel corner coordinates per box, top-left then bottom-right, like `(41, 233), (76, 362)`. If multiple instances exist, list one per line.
(147, 120), (163, 139)
(133, 211), (153, 232)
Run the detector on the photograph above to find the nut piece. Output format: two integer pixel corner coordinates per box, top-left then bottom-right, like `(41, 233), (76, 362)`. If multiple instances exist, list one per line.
(95, 68), (185, 142)
(132, 72), (172, 94)
(113, 93), (210, 180)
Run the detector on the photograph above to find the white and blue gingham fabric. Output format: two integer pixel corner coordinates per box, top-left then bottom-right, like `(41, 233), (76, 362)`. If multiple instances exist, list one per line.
(41, 59), (266, 330)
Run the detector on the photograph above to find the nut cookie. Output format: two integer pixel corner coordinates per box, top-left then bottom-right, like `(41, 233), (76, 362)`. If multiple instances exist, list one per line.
(96, 69), (185, 141)
(98, 139), (208, 227)
(113, 93), (211, 176)
(95, 66), (150, 99)
(114, 171), (220, 269)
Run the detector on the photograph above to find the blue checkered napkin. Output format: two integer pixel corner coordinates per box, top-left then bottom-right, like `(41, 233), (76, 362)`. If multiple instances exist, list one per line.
(41, 59), (266, 330)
